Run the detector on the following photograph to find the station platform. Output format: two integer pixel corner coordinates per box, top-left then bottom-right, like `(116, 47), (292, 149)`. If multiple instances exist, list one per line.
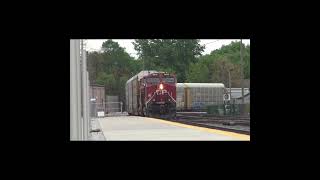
(97, 116), (250, 141)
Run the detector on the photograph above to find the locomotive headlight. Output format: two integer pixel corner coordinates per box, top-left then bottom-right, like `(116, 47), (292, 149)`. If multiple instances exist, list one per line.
(159, 83), (164, 90)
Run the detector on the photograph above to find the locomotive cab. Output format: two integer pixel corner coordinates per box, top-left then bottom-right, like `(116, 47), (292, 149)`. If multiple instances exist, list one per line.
(141, 72), (176, 118)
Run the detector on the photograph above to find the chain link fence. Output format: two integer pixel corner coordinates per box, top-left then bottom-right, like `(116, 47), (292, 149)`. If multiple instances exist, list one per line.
(90, 101), (123, 117)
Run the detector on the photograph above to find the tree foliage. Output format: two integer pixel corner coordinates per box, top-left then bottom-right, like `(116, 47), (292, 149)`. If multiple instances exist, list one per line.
(133, 39), (205, 82)
(186, 41), (250, 87)
(87, 40), (142, 104)
(186, 62), (209, 83)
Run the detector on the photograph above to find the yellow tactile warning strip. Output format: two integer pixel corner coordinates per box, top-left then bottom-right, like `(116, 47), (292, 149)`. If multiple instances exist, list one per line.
(146, 117), (250, 141)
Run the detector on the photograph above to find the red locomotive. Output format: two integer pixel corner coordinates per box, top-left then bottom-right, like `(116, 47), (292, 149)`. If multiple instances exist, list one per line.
(126, 71), (176, 118)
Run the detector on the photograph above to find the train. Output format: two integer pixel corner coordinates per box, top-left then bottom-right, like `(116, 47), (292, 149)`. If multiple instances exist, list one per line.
(126, 71), (177, 118)
(125, 71), (231, 117)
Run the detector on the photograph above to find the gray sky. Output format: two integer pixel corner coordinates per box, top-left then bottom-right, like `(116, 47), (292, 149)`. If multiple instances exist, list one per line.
(85, 39), (250, 59)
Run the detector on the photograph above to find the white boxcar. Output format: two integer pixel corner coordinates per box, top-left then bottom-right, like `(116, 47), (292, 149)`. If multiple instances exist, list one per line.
(176, 83), (226, 111)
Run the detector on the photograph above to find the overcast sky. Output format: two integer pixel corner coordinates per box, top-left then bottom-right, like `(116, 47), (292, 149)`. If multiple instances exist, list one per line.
(85, 39), (250, 59)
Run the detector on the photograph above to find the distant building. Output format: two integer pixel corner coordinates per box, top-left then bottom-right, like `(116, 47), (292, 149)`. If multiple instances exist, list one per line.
(89, 84), (105, 116)
(226, 88), (250, 104)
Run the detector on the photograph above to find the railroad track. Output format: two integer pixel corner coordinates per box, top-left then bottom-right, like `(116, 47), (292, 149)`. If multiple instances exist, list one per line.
(176, 114), (250, 125)
(164, 113), (250, 135)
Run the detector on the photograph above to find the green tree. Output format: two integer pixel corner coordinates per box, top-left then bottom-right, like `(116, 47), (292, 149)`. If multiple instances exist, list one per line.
(87, 52), (104, 84)
(87, 39), (140, 103)
(209, 58), (241, 87)
(133, 39), (204, 82)
(208, 41), (250, 79)
(186, 41), (250, 84)
(186, 62), (209, 83)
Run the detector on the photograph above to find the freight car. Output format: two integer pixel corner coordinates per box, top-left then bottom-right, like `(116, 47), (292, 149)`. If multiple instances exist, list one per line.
(176, 83), (227, 111)
(126, 71), (176, 118)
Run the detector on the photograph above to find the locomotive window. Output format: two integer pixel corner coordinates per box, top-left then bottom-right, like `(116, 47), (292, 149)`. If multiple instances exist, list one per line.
(163, 78), (175, 83)
(147, 78), (160, 83)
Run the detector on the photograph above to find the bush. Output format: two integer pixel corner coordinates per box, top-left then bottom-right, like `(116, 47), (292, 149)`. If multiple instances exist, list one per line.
(206, 103), (250, 116)
(206, 105), (224, 115)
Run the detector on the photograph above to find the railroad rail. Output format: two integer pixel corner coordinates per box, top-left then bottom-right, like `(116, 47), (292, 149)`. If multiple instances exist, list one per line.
(163, 112), (250, 135)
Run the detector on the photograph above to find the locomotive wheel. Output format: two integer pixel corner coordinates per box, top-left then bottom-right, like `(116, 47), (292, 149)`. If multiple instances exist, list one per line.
(143, 107), (148, 117)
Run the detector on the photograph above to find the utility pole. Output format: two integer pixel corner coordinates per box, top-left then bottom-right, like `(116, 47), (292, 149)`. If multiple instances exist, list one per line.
(143, 56), (145, 70)
(228, 69), (231, 99)
(240, 39), (244, 104)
